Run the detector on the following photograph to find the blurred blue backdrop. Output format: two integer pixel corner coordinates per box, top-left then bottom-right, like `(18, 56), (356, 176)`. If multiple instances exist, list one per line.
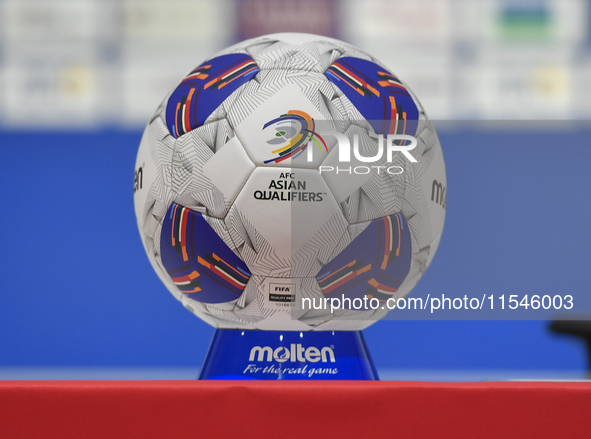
(1, 127), (589, 377)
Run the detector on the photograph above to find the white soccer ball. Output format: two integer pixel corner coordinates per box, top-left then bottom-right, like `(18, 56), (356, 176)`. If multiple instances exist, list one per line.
(134, 33), (446, 331)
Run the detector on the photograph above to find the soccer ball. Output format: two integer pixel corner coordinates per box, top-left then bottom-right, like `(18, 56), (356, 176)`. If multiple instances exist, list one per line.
(134, 33), (446, 331)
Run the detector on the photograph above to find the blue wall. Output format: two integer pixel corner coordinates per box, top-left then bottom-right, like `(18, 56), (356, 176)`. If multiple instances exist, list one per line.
(0, 128), (588, 372)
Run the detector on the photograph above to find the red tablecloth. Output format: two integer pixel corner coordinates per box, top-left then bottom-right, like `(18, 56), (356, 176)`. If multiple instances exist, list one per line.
(1, 381), (590, 438)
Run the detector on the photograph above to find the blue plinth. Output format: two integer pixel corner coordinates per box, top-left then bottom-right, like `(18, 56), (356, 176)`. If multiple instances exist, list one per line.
(199, 329), (379, 380)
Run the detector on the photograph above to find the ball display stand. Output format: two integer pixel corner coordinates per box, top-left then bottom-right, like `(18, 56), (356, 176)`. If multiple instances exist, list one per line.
(199, 329), (379, 380)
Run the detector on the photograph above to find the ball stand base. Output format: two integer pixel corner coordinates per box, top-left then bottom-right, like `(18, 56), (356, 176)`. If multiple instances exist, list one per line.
(199, 329), (379, 380)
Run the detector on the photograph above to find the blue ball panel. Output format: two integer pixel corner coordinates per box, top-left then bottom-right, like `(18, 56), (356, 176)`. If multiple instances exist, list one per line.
(165, 53), (260, 138)
(325, 56), (419, 137)
(160, 203), (251, 304)
(317, 213), (412, 303)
